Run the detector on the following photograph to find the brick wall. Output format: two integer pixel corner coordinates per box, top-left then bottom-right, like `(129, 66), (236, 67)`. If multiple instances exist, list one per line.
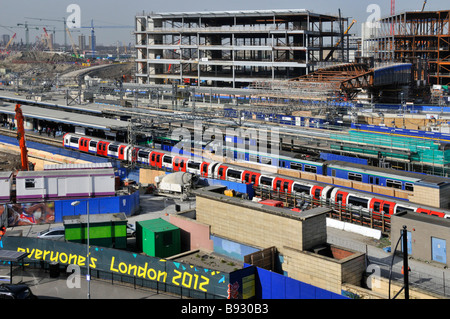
(195, 191), (366, 294)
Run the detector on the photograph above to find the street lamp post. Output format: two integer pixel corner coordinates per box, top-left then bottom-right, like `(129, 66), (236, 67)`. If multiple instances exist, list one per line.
(71, 200), (90, 299)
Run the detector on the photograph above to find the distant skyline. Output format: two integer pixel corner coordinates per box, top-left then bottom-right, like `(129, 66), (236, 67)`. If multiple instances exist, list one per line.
(1, 0), (448, 46)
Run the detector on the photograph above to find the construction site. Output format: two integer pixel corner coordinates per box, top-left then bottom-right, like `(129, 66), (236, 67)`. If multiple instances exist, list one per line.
(1, 1), (450, 302)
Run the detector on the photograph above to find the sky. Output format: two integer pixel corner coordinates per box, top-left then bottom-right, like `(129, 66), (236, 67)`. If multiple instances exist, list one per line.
(0, 0), (448, 46)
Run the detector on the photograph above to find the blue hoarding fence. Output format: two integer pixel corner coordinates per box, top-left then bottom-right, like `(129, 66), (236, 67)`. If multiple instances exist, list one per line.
(236, 264), (348, 299)
(53, 191), (140, 223)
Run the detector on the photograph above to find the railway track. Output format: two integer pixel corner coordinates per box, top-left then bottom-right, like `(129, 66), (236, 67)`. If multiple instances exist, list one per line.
(0, 127), (63, 148)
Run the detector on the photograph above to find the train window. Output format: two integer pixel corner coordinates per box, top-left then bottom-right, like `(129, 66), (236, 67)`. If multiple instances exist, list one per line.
(304, 165), (317, 173)
(336, 193), (343, 203)
(163, 156), (172, 164)
(90, 141), (97, 148)
(218, 167), (224, 177)
(293, 184), (310, 194)
(156, 155), (161, 163)
(331, 169), (336, 177)
(109, 145), (119, 152)
(280, 161), (286, 168)
(138, 150), (150, 158)
(25, 179), (35, 189)
(348, 173), (362, 182)
(227, 169), (241, 179)
(188, 162), (200, 170)
(405, 183), (414, 192)
(347, 196), (368, 208)
(283, 182), (289, 190)
(261, 157), (271, 165)
(386, 179), (402, 189)
(244, 173), (250, 183)
(120, 148), (124, 155)
(249, 155), (257, 162)
(70, 137), (79, 144)
(151, 153), (155, 161)
(396, 206), (414, 214)
(369, 176), (380, 185)
(291, 163), (302, 171)
(251, 175), (256, 184)
(260, 176), (273, 186)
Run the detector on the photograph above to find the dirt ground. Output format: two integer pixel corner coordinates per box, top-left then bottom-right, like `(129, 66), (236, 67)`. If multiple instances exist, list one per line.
(0, 51), (84, 78)
(0, 150), (22, 171)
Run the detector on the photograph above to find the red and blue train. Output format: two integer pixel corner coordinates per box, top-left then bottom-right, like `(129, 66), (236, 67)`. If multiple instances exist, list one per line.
(63, 133), (450, 219)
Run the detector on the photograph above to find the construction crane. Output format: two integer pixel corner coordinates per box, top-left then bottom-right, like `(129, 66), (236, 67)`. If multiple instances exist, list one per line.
(77, 19), (134, 59)
(325, 19), (356, 61)
(16, 22), (47, 47)
(421, 0), (427, 11)
(43, 27), (53, 51)
(25, 17), (68, 50)
(66, 28), (79, 57)
(4, 33), (16, 51)
(14, 104), (29, 171)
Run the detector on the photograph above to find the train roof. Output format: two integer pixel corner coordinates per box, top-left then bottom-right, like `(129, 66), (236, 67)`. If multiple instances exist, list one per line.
(0, 171), (13, 179)
(325, 160), (450, 187)
(16, 168), (115, 178)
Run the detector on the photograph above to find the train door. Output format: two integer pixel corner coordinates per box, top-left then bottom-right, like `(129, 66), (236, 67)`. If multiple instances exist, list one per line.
(118, 145), (128, 161)
(333, 190), (349, 210)
(173, 157), (180, 171)
(242, 171), (251, 184)
(97, 141), (109, 157)
(381, 201), (396, 216)
(79, 137), (90, 152)
(273, 177), (283, 192)
(311, 185), (323, 201)
(251, 173), (261, 187)
(150, 152), (164, 168)
(217, 165), (228, 180)
(200, 162), (209, 177)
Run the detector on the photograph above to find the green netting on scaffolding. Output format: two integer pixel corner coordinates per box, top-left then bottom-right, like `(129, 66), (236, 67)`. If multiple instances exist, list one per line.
(330, 131), (450, 165)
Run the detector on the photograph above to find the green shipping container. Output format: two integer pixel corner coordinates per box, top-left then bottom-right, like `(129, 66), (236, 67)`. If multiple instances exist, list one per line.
(136, 218), (180, 258)
(63, 213), (128, 249)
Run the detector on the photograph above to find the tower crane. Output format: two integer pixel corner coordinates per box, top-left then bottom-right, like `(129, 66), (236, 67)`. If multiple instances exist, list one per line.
(14, 104), (29, 171)
(25, 17), (68, 50)
(77, 20), (134, 59)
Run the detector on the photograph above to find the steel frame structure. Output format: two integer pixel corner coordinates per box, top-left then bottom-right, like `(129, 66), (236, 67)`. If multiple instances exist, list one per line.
(134, 9), (350, 88)
(368, 10), (450, 85)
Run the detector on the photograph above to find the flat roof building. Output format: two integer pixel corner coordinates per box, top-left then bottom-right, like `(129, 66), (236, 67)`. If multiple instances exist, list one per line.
(135, 9), (351, 88)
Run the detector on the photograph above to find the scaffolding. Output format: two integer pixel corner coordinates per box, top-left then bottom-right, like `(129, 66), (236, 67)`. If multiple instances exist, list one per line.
(363, 10), (450, 85)
(135, 9), (351, 88)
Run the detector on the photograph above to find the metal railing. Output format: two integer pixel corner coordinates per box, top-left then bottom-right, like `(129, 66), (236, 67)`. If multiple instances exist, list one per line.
(15, 261), (226, 299)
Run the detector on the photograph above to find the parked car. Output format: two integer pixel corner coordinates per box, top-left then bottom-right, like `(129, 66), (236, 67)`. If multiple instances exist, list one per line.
(127, 223), (136, 237)
(0, 284), (37, 299)
(37, 226), (65, 241)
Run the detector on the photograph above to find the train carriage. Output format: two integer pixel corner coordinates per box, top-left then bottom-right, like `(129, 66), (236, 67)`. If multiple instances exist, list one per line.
(61, 133), (450, 221)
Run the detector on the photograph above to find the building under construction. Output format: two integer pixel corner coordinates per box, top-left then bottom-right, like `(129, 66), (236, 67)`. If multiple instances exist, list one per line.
(362, 10), (450, 86)
(135, 9), (352, 88)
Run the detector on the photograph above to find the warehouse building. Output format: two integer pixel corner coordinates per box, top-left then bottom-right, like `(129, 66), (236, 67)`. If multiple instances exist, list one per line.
(135, 9), (351, 88)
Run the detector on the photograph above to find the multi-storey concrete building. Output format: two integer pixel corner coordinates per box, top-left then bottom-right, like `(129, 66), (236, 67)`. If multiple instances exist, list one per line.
(135, 9), (350, 88)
